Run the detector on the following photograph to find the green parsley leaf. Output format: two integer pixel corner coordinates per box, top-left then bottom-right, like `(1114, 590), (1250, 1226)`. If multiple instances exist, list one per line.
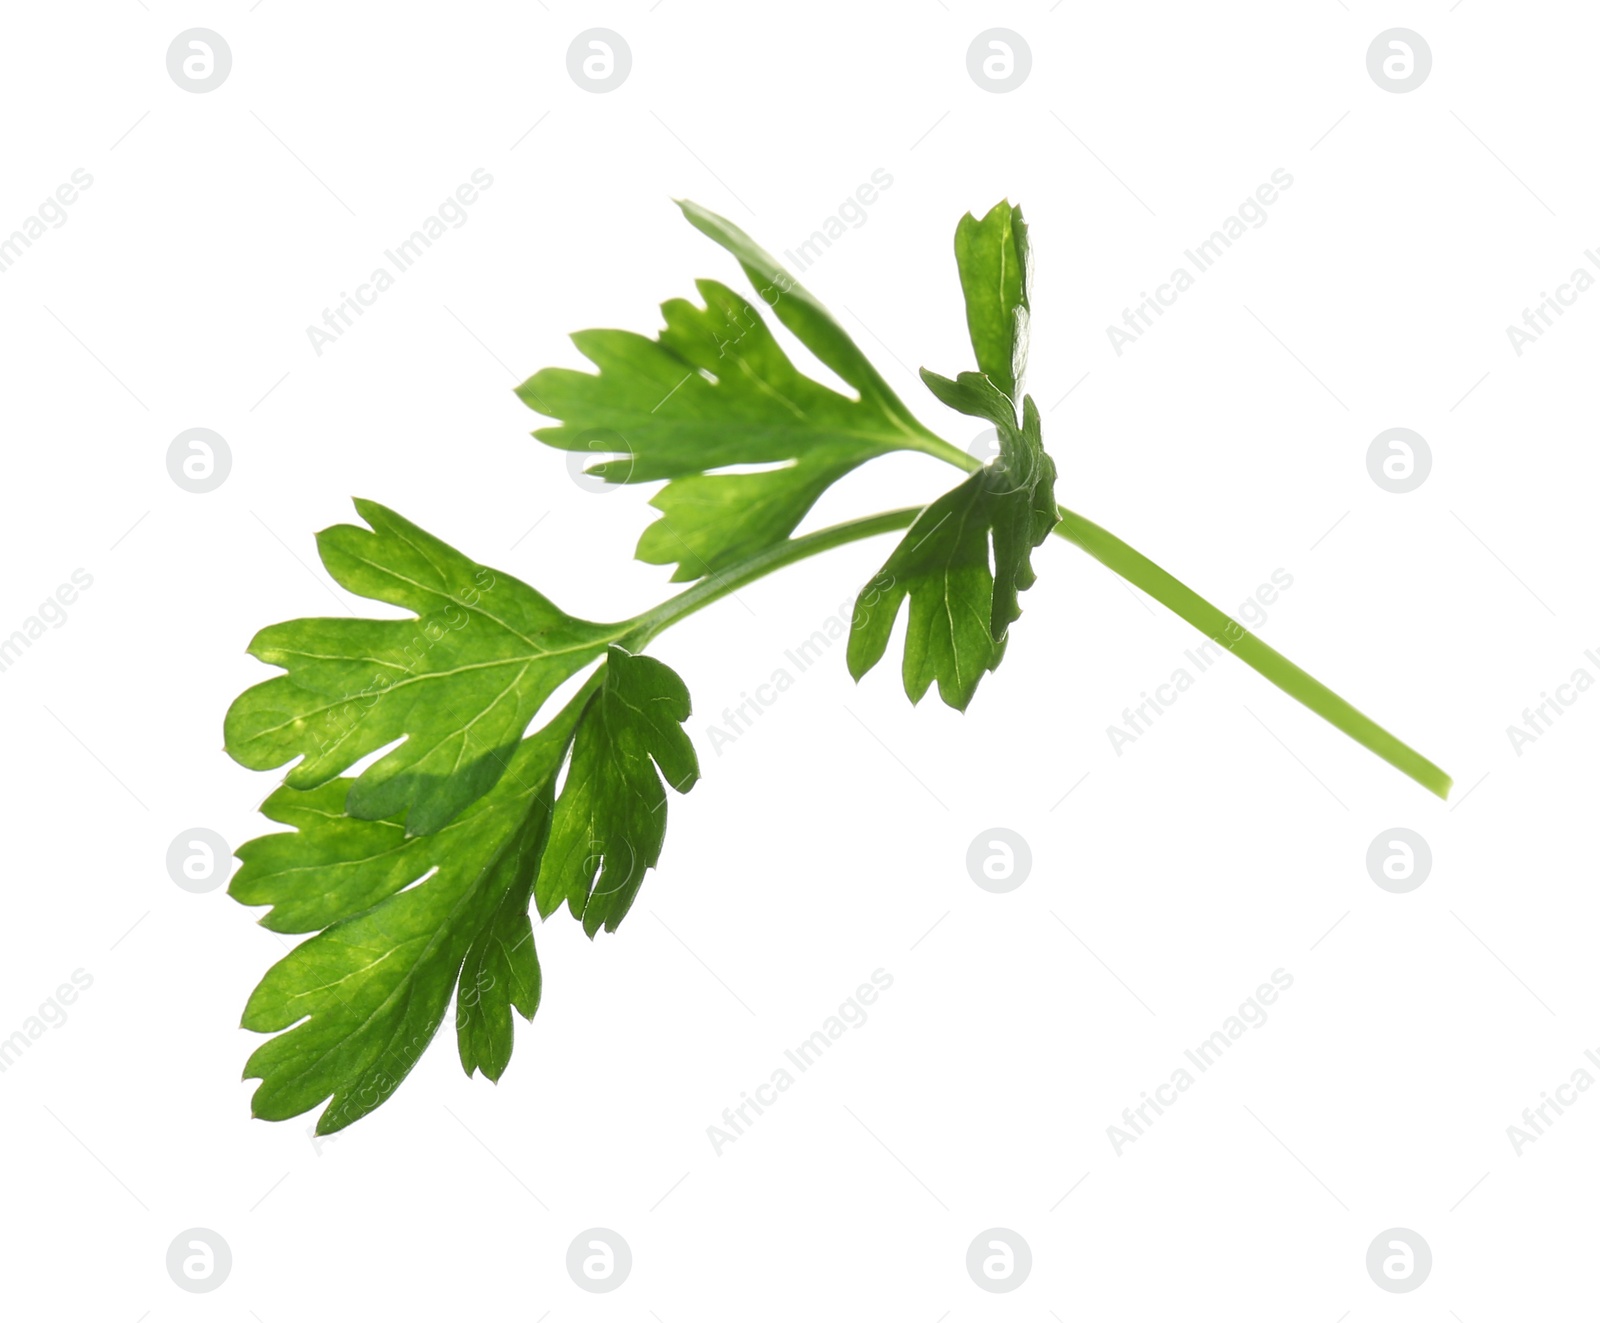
(954, 200), (1030, 408)
(848, 202), (1057, 710)
(232, 703), (580, 1133)
(537, 645), (700, 937)
(917, 373), (1058, 642)
(674, 200), (929, 433)
(227, 535), (705, 1127)
(223, 499), (616, 836)
(455, 831), (546, 1085)
(844, 394), (1054, 710)
(515, 203), (947, 582)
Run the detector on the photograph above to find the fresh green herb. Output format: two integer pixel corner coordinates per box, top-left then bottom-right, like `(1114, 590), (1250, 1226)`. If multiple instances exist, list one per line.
(224, 199), (1451, 1133)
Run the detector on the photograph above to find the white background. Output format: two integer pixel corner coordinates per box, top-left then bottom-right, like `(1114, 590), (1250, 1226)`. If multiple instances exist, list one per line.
(1, 2), (1595, 1318)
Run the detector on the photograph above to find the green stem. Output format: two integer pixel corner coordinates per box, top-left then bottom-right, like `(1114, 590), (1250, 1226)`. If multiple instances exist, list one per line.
(914, 420), (1450, 795)
(903, 426), (982, 472)
(620, 507), (922, 650)
(1053, 507), (1452, 799)
(612, 444), (1451, 798)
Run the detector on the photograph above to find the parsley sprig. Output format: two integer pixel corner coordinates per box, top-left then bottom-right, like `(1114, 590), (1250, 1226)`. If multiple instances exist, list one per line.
(224, 200), (1450, 1133)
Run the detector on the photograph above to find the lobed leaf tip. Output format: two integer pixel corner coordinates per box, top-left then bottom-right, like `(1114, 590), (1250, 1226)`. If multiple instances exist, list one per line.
(348, 495), (391, 527)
